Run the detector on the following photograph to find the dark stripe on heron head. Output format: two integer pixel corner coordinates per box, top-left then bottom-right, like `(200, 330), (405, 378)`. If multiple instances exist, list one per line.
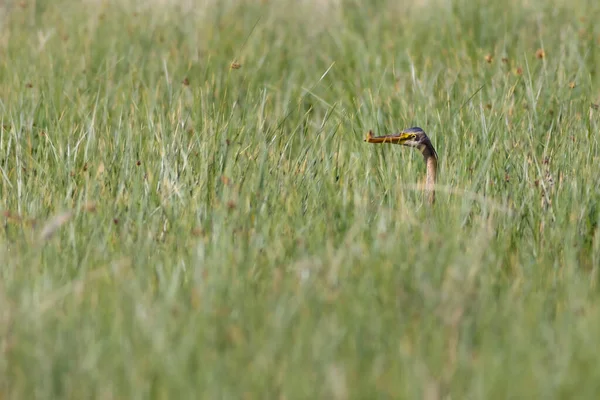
(404, 127), (425, 134)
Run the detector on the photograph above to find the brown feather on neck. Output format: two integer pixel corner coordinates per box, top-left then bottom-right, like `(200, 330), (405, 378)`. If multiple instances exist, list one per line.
(419, 142), (438, 205)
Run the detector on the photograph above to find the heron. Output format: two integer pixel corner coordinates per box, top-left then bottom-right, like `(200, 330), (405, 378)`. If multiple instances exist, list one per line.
(365, 127), (438, 205)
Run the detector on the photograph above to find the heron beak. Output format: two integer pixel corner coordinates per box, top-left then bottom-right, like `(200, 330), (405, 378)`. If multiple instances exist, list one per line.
(364, 130), (413, 144)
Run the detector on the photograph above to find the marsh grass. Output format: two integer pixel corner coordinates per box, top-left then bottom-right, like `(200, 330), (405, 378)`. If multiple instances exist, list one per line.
(1, 0), (600, 397)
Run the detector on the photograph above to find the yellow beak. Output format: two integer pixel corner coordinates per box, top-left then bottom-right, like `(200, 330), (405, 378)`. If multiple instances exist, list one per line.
(364, 130), (413, 144)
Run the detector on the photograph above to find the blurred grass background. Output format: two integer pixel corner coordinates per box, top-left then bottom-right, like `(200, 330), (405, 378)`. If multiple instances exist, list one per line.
(1, 0), (599, 397)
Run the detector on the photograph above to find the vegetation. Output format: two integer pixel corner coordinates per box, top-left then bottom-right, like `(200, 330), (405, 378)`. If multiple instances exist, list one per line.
(1, 0), (599, 397)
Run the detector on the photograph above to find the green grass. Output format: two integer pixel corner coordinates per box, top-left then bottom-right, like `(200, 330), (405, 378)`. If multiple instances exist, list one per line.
(1, 0), (600, 397)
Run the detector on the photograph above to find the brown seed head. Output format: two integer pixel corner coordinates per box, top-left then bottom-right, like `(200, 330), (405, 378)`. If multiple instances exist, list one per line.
(535, 49), (545, 59)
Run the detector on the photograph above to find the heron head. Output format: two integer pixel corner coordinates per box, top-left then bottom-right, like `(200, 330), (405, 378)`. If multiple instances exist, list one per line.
(364, 127), (436, 159)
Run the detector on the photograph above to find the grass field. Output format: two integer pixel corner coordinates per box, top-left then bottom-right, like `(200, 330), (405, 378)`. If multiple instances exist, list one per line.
(1, 0), (600, 397)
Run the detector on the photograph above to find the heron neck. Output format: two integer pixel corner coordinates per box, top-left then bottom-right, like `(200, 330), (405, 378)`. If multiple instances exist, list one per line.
(421, 143), (437, 205)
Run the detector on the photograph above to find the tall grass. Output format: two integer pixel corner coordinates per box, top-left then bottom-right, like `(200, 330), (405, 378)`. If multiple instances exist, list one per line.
(1, 0), (599, 397)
